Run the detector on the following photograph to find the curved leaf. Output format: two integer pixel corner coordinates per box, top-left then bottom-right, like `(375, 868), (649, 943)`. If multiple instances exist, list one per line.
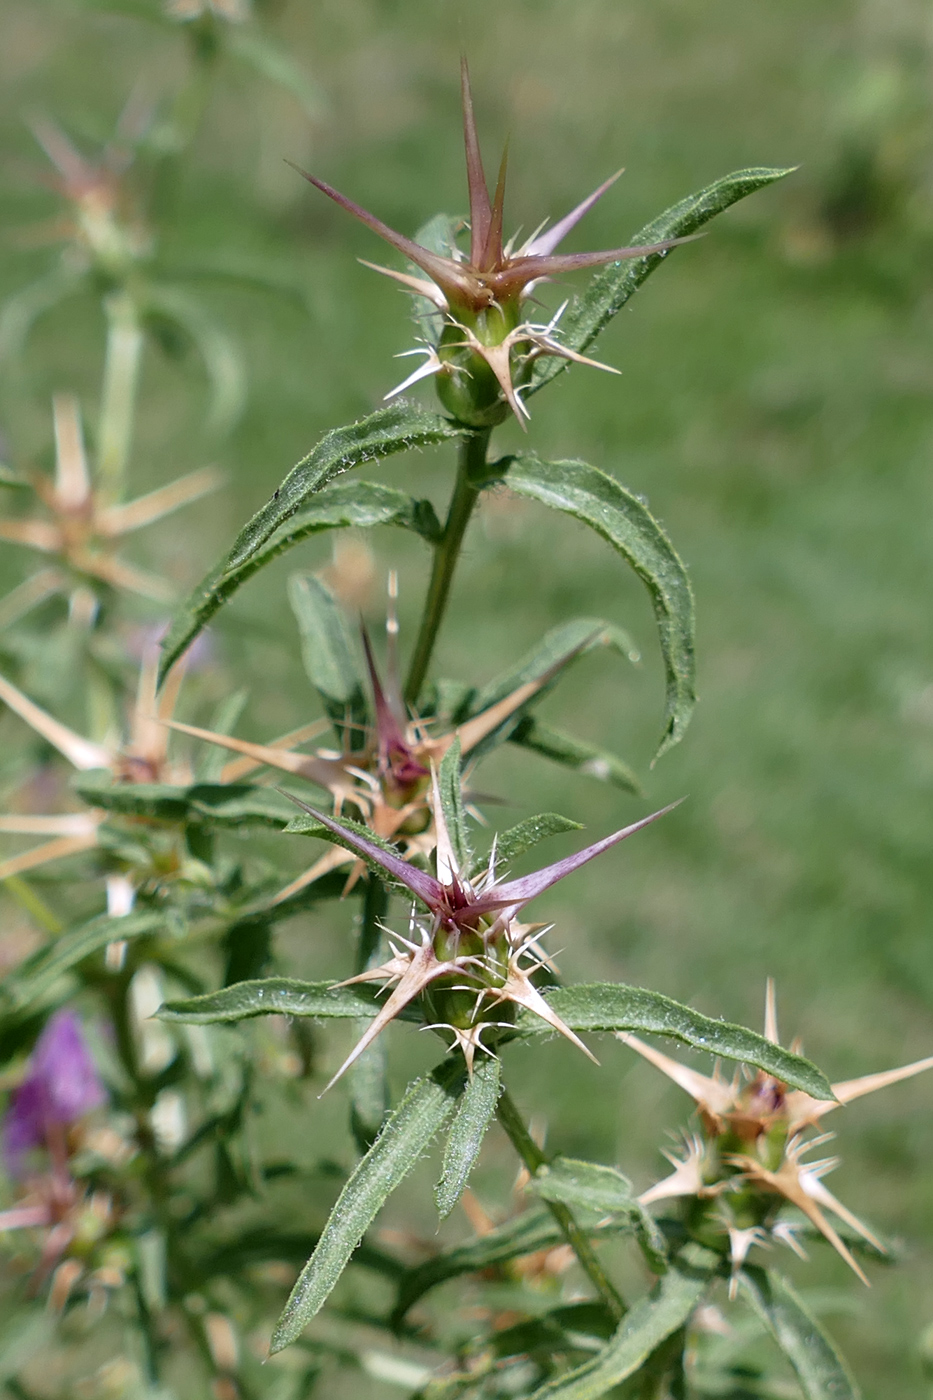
(472, 618), (639, 716)
(288, 572), (368, 738)
(435, 1054), (501, 1219)
(159, 405), (459, 677)
(529, 1244), (718, 1399)
(438, 738), (471, 869)
(145, 284), (247, 436)
(158, 977), (387, 1024)
(480, 813), (584, 876)
(270, 1059), (464, 1353)
(2, 911), (165, 1014)
(73, 775), (296, 829)
(530, 167), (795, 394)
(515, 984), (833, 1100)
(738, 1267), (859, 1400)
(493, 455), (694, 759)
(392, 1209), (630, 1325)
(509, 717), (642, 795)
(530, 1157), (666, 1273)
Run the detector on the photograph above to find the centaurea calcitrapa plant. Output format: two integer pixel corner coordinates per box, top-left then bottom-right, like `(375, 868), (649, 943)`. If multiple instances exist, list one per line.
(0, 48), (924, 1400)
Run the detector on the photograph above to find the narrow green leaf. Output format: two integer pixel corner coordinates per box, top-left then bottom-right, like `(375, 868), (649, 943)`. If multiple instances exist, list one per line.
(494, 455), (694, 759)
(437, 738), (471, 869)
(738, 1267), (860, 1400)
(227, 30), (323, 116)
(530, 1245), (718, 1399)
(515, 984), (833, 1100)
(472, 618), (639, 716)
(73, 772), (191, 821)
(185, 784), (297, 828)
(435, 1055), (501, 1219)
(288, 572), (368, 738)
(145, 284), (246, 435)
(348, 1031), (389, 1153)
(270, 1060), (464, 1352)
(530, 167), (795, 394)
(158, 977), (386, 1024)
(72, 775), (296, 829)
(197, 690), (249, 782)
(283, 812), (415, 894)
(2, 911), (165, 1013)
(159, 404), (459, 677)
(530, 1157), (667, 1274)
(509, 716), (642, 795)
(410, 214), (462, 343)
(482, 813), (584, 875)
(392, 1209), (629, 1325)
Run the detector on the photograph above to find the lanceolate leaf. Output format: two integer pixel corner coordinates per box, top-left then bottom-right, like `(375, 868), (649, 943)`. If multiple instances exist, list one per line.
(481, 813), (584, 875)
(515, 984), (833, 1100)
(493, 455), (694, 759)
(288, 572), (368, 738)
(738, 1267), (860, 1400)
(73, 775), (297, 829)
(270, 1060), (465, 1353)
(530, 167), (795, 394)
(392, 1209), (630, 1325)
(529, 1245), (719, 1399)
(435, 1054), (502, 1219)
(2, 911), (165, 1013)
(159, 404), (459, 677)
(437, 739), (471, 870)
(158, 977), (389, 1024)
(509, 716), (642, 795)
(472, 618), (639, 717)
(530, 1157), (667, 1273)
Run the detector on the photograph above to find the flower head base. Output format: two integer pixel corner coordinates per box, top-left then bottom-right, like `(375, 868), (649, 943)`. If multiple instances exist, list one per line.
(292, 62), (696, 427)
(285, 779), (674, 1088)
(624, 982), (933, 1292)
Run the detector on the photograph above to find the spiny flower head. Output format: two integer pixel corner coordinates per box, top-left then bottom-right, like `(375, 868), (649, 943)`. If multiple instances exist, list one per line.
(0, 646), (192, 886)
(292, 61), (694, 427)
(0, 395), (220, 621)
(285, 775), (673, 1087)
(28, 106), (152, 280)
(624, 982), (933, 1293)
(167, 590), (595, 904)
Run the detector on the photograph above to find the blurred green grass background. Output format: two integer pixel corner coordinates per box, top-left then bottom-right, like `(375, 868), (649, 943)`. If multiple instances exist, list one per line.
(2, 0), (933, 1393)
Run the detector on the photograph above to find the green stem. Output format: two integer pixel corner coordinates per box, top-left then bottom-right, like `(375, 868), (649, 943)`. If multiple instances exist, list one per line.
(497, 1087), (627, 1324)
(97, 290), (144, 503)
(404, 428), (490, 705)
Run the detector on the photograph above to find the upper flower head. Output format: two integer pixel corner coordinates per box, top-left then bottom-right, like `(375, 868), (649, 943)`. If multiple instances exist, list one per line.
(291, 61), (695, 426)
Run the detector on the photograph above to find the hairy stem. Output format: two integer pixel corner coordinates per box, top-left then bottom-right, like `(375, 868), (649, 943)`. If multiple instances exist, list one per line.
(404, 428), (490, 705)
(97, 291), (144, 503)
(497, 1087), (627, 1324)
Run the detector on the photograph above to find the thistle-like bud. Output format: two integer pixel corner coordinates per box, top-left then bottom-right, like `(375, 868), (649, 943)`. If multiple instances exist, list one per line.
(625, 982), (933, 1294)
(292, 62), (695, 428)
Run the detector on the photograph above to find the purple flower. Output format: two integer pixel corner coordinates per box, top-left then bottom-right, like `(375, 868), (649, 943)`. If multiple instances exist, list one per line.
(4, 1010), (105, 1175)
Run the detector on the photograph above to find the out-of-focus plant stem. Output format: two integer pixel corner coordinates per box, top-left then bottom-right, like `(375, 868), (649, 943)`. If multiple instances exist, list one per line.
(97, 291), (144, 504)
(404, 428), (491, 705)
(497, 1086), (628, 1324)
